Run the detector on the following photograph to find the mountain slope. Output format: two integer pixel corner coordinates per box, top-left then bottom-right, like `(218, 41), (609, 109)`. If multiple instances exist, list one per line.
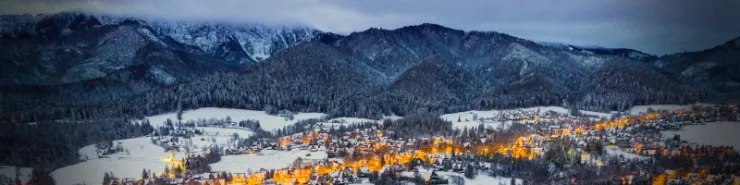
(150, 22), (321, 63)
(320, 24), (700, 111)
(0, 16), (724, 123)
(0, 12), (323, 86)
(653, 37), (740, 98)
(382, 56), (482, 113)
(128, 41), (388, 118)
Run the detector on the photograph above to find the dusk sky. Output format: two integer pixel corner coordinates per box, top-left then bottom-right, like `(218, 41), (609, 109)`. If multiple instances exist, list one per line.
(1, 0), (739, 55)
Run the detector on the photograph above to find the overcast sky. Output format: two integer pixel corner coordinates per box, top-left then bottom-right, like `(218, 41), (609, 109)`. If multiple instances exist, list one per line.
(1, 0), (739, 55)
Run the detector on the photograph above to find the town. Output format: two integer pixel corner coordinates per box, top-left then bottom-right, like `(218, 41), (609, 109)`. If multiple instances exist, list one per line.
(92, 104), (740, 185)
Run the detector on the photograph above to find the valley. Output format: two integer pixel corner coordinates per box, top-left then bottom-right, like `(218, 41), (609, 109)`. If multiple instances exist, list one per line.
(0, 9), (739, 185)
(36, 104), (740, 185)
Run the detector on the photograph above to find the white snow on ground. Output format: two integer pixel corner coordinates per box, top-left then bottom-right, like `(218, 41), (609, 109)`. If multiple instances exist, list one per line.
(78, 144), (98, 161)
(63, 127), (257, 185)
(78, 127), (252, 161)
(190, 127), (254, 150)
(0, 166), (32, 184)
(397, 166), (522, 185)
(54, 137), (188, 185)
(627, 105), (693, 116)
(661, 122), (740, 149)
(318, 116), (402, 129)
(580, 110), (612, 119)
(53, 157), (165, 185)
(198, 127), (253, 138)
(382, 115), (403, 120)
(141, 107), (326, 131)
(328, 117), (378, 125)
(450, 120), (513, 131)
(318, 117), (379, 129)
(436, 171), (523, 185)
(441, 110), (500, 123)
(210, 149), (328, 173)
(605, 146), (647, 160)
(441, 106), (612, 130)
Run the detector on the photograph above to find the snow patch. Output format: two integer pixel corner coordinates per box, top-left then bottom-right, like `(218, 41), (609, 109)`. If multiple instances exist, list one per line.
(54, 137), (188, 185)
(605, 146), (647, 160)
(503, 43), (550, 64)
(210, 150), (327, 173)
(680, 62), (716, 77)
(628, 105), (692, 116)
(151, 22), (318, 62)
(148, 67), (176, 85)
(442, 106), (611, 130)
(142, 107), (326, 131)
(627, 51), (650, 60)
(327, 117), (377, 125)
(569, 54), (606, 69)
(436, 171), (523, 185)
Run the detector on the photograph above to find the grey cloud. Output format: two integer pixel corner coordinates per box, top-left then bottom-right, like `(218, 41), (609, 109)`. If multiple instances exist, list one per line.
(1, 0), (739, 55)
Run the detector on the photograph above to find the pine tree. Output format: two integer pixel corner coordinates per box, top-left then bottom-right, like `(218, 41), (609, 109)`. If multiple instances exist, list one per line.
(142, 169), (149, 180)
(28, 168), (55, 185)
(103, 173), (111, 185)
(464, 163), (476, 179)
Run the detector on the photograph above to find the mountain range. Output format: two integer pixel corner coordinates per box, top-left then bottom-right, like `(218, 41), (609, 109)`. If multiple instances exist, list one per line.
(0, 12), (737, 123)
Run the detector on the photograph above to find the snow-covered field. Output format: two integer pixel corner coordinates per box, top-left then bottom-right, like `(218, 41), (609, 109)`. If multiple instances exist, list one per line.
(436, 171), (523, 185)
(210, 149), (328, 173)
(627, 105), (694, 116)
(317, 117), (381, 129)
(77, 127), (252, 161)
(605, 146), (647, 160)
(58, 126), (326, 185)
(54, 137), (188, 185)
(328, 117), (378, 125)
(0, 166), (32, 184)
(190, 127), (254, 151)
(198, 127), (254, 138)
(661, 122), (740, 149)
(397, 166), (522, 185)
(142, 107), (326, 131)
(441, 106), (612, 130)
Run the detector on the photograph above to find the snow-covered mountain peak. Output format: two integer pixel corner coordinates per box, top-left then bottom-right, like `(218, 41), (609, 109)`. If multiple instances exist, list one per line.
(150, 21), (321, 62)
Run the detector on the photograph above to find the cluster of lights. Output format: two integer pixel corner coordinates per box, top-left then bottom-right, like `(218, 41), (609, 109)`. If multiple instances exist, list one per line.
(213, 109), (687, 185)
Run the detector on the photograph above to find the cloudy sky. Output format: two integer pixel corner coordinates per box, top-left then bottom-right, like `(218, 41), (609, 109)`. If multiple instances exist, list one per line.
(1, 0), (739, 55)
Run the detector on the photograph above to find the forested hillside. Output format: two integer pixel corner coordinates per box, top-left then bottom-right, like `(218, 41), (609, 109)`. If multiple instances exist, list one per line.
(652, 37), (740, 100)
(0, 14), (733, 124)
